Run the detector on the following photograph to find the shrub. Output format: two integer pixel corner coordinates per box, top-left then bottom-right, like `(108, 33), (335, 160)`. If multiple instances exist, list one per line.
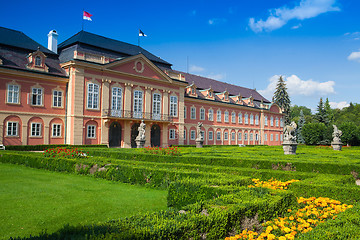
(43, 147), (89, 159)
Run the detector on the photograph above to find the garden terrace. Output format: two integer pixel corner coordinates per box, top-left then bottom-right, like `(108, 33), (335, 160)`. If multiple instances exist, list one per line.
(1, 145), (359, 239)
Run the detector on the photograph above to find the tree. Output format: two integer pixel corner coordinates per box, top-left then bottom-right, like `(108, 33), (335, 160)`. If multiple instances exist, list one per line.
(302, 122), (327, 145)
(273, 76), (291, 125)
(339, 122), (360, 146)
(297, 110), (305, 144)
(290, 105), (312, 121)
(315, 98), (328, 124)
(324, 98), (334, 124)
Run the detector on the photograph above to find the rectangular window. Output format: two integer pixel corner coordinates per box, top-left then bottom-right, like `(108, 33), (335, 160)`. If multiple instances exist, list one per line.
(190, 107), (196, 119)
(250, 133), (253, 141)
(244, 114), (249, 124)
(208, 109), (214, 121)
(200, 108), (205, 120)
(270, 134), (273, 141)
(224, 132), (228, 140)
(170, 96), (178, 117)
(276, 134), (279, 141)
(31, 88), (43, 106)
(280, 118), (284, 127)
(224, 111), (229, 123)
(265, 116), (268, 126)
(238, 113), (242, 124)
(231, 132), (235, 141)
(31, 123), (41, 137)
(265, 133), (268, 141)
(152, 93), (161, 120)
(217, 131), (221, 140)
(255, 115), (259, 125)
(238, 132), (242, 141)
(276, 118), (279, 127)
(250, 114), (254, 125)
(184, 106), (187, 119)
(231, 112), (236, 123)
(111, 87), (123, 117)
(53, 90), (63, 107)
(52, 124), (61, 137)
(7, 122), (18, 136)
(7, 85), (19, 104)
(244, 132), (248, 141)
(217, 110), (221, 122)
(87, 125), (96, 138)
(209, 131), (213, 140)
(133, 90), (143, 118)
(190, 130), (195, 140)
(256, 133), (259, 141)
(87, 83), (99, 109)
(184, 130), (186, 140)
(169, 129), (175, 139)
(270, 117), (274, 126)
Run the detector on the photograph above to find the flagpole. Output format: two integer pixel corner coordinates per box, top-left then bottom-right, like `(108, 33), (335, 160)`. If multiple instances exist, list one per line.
(82, 9), (84, 31)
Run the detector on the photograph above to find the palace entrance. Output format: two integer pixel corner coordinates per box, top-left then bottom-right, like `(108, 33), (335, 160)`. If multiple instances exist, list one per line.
(109, 122), (121, 147)
(151, 124), (161, 147)
(131, 123), (140, 148)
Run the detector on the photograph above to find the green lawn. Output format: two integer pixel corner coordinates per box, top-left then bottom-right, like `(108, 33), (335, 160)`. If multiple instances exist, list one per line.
(0, 163), (167, 239)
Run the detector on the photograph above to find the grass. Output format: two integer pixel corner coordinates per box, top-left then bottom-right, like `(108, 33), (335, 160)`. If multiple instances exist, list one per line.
(0, 163), (167, 239)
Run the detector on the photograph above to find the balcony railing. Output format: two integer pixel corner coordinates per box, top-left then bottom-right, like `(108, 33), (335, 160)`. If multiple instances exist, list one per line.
(103, 109), (173, 122)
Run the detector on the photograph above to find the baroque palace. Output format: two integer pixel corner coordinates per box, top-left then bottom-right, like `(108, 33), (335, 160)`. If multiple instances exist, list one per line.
(0, 26), (284, 147)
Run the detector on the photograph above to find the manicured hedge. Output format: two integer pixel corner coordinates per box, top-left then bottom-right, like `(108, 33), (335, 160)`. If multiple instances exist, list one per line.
(5, 144), (107, 151)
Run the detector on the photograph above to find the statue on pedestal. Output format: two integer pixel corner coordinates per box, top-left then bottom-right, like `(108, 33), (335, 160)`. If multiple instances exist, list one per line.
(196, 122), (204, 148)
(283, 121), (298, 155)
(136, 120), (146, 148)
(331, 125), (343, 151)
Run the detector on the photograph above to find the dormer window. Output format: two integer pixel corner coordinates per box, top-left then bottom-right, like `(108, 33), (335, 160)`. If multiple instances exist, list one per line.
(35, 56), (42, 66)
(192, 88), (195, 95)
(209, 91), (212, 97)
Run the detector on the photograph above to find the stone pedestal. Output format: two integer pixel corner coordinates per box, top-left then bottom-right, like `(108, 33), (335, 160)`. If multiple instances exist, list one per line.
(331, 141), (342, 151)
(196, 139), (204, 148)
(282, 141), (297, 155)
(136, 139), (145, 148)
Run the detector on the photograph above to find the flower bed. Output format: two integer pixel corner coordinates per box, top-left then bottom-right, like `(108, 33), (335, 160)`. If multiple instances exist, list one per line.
(43, 147), (88, 159)
(142, 146), (180, 156)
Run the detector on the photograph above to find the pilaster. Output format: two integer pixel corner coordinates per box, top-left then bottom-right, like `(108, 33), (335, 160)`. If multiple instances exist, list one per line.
(162, 123), (168, 147)
(145, 87), (151, 113)
(123, 121), (131, 148)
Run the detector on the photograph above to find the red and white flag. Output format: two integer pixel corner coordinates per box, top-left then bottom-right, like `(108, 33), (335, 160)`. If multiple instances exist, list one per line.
(83, 11), (93, 21)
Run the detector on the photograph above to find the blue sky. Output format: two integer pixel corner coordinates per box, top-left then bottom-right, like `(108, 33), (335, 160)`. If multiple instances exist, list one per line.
(2, 0), (360, 111)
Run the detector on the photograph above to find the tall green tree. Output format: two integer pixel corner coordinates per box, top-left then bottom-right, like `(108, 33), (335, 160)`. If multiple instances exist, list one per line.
(315, 97), (328, 124)
(324, 98), (334, 124)
(297, 110), (306, 144)
(273, 76), (291, 125)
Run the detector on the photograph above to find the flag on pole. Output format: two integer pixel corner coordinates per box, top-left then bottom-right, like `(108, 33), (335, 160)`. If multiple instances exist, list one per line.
(139, 29), (147, 37)
(83, 11), (93, 21)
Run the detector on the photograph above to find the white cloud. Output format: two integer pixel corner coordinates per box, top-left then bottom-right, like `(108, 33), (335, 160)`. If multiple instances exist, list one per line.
(259, 74), (335, 100)
(291, 23), (302, 29)
(189, 65), (205, 73)
(249, 0), (340, 33)
(207, 73), (226, 80)
(348, 51), (360, 62)
(208, 18), (227, 25)
(330, 101), (350, 109)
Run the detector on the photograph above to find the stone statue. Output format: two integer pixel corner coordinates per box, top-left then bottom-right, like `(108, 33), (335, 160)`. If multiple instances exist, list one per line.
(331, 125), (343, 150)
(283, 121), (297, 143)
(332, 125), (342, 143)
(196, 122), (204, 141)
(283, 121), (298, 155)
(136, 120), (146, 141)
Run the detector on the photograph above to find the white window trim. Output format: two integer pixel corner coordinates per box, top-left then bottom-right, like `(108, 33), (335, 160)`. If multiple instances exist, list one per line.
(6, 121), (18, 137)
(87, 125), (96, 139)
(152, 93), (162, 120)
(208, 109), (214, 121)
(184, 106), (187, 119)
(224, 131), (228, 140)
(87, 83), (100, 110)
(133, 90), (143, 118)
(52, 123), (62, 137)
(231, 112), (236, 123)
(190, 107), (196, 119)
(30, 122), (42, 137)
(255, 115), (259, 125)
(200, 108), (205, 120)
(169, 129), (176, 140)
(244, 113), (249, 124)
(250, 114), (254, 125)
(238, 132), (242, 141)
(169, 95), (178, 117)
(31, 87), (44, 107)
(52, 90), (63, 108)
(190, 130), (196, 140)
(216, 131), (221, 140)
(217, 110), (222, 122)
(264, 116), (268, 126)
(7, 84), (20, 104)
(238, 113), (242, 124)
(208, 131), (213, 140)
(231, 132), (235, 141)
(224, 111), (229, 123)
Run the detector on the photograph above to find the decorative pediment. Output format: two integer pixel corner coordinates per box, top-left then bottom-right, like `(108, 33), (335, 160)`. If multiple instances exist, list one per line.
(26, 48), (48, 72)
(199, 87), (214, 99)
(186, 82), (197, 97)
(216, 90), (229, 102)
(104, 54), (173, 83)
(231, 94), (243, 105)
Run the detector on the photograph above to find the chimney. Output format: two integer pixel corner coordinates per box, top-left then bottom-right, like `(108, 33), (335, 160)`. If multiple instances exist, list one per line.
(47, 30), (58, 53)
